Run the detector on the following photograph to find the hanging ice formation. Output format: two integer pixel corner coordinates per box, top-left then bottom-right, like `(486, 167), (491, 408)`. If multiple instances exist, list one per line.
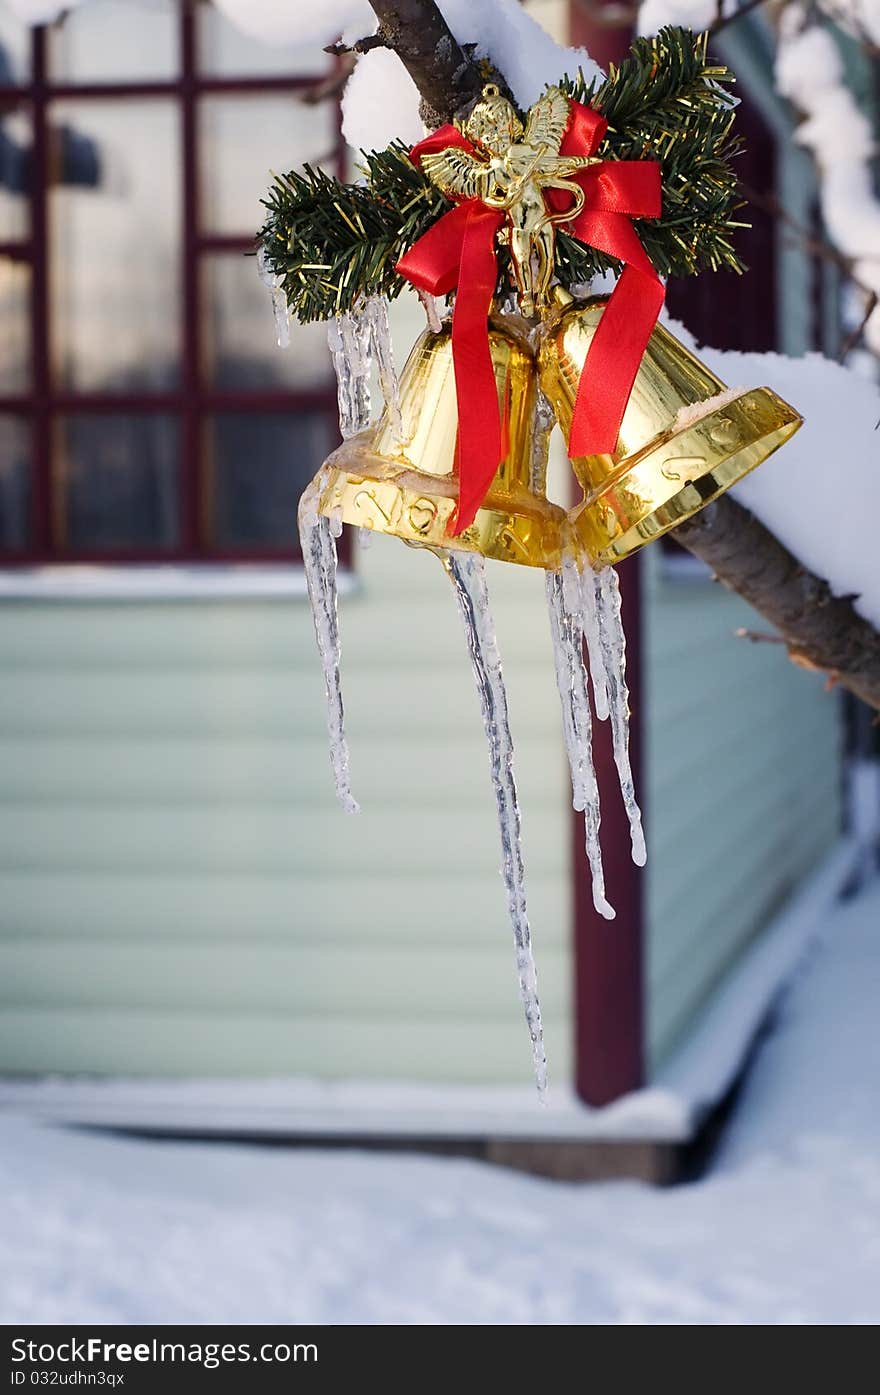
(296, 298), (400, 817)
(589, 566), (647, 868)
(545, 558), (646, 917)
(256, 245), (291, 349)
(290, 292), (646, 1094)
(443, 551), (548, 1097)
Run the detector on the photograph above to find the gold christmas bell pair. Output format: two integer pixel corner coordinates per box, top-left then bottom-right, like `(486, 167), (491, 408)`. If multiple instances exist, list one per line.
(315, 294), (802, 570)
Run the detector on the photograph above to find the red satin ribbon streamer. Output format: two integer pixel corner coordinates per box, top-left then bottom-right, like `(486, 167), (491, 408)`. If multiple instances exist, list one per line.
(396, 125), (504, 534)
(554, 103), (665, 457)
(396, 104), (663, 534)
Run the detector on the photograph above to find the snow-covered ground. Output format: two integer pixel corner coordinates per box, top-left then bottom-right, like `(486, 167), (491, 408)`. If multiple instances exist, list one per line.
(2, 878), (879, 1325)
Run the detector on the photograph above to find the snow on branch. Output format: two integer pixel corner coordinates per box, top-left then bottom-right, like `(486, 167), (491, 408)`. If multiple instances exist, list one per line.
(776, 3), (880, 356)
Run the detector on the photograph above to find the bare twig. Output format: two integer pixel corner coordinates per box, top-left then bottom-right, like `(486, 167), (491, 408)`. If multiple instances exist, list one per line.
(819, 2), (880, 59)
(324, 35), (388, 57)
(299, 53), (357, 105)
(840, 292), (880, 362)
(735, 628), (788, 644)
(676, 499), (880, 710)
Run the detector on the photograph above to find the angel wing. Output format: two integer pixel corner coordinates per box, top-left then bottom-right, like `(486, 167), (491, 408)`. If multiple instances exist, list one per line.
(523, 86), (570, 156)
(421, 147), (492, 201)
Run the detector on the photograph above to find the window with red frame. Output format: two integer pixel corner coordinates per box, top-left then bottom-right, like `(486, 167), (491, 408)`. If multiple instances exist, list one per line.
(0, 0), (343, 564)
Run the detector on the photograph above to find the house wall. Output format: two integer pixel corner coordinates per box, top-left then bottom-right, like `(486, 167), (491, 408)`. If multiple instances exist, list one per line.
(642, 547), (843, 1070)
(0, 537), (575, 1084)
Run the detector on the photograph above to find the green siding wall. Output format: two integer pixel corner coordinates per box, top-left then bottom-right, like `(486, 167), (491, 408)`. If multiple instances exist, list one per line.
(643, 550), (843, 1070)
(0, 540), (573, 1084)
(0, 542), (844, 1088)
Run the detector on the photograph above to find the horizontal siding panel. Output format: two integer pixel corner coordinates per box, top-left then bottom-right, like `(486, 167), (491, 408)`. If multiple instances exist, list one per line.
(0, 940), (571, 1018)
(647, 710), (838, 858)
(648, 689), (833, 800)
(0, 734), (568, 810)
(0, 803), (568, 877)
(650, 832), (808, 1003)
(0, 667), (561, 739)
(648, 778), (838, 952)
(0, 564), (558, 675)
(0, 870), (569, 947)
(644, 559), (842, 1070)
(0, 363), (574, 1083)
(0, 1007), (572, 1083)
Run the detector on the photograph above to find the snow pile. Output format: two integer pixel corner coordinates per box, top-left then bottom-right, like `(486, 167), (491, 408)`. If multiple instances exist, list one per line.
(340, 0), (603, 151)
(817, 0), (880, 46)
(212, 0), (372, 50)
(638, 0), (734, 34)
(666, 317), (880, 632)
(776, 4), (880, 354)
(1, 878), (879, 1324)
(5, 0), (82, 20)
(342, 47), (424, 149)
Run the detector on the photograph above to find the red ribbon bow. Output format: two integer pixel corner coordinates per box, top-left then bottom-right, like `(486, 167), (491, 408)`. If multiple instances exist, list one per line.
(396, 100), (664, 536)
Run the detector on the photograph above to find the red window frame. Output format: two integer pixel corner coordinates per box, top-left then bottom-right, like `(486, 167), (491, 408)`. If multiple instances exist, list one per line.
(0, 0), (346, 565)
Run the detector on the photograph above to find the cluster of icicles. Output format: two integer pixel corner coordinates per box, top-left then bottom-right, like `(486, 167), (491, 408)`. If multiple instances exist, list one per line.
(291, 293), (645, 1099)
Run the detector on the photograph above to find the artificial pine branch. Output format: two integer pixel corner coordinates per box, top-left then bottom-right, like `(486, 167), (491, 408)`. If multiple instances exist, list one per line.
(258, 25), (746, 323)
(556, 28), (746, 284)
(259, 149), (450, 322)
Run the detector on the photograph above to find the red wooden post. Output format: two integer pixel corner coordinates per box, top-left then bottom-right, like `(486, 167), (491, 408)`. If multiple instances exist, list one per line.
(568, 2), (645, 1107)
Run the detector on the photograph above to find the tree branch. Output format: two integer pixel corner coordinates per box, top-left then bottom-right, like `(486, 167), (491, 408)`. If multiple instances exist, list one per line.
(364, 0), (880, 711)
(675, 499), (880, 711)
(366, 1), (507, 125)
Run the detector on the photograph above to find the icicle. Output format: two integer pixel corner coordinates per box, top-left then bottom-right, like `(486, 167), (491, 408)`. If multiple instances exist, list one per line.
(594, 566), (647, 867)
(580, 567), (609, 722)
(357, 527), (373, 550)
(363, 295), (402, 441)
(300, 297), (387, 817)
(529, 389), (555, 493)
(256, 245), (290, 349)
(546, 562), (615, 920)
(328, 295), (400, 441)
(327, 306), (372, 439)
(417, 286), (443, 334)
(443, 551), (548, 1096)
(298, 475), (359, 816)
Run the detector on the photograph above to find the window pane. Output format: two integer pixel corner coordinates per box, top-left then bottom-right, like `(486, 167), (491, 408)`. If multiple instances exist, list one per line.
(0, 416), (30, 550)
(0, 259), (29, 394)
(0, 109), (30, 241)
(200, 95), (336, 236)
(203, 253), (332, 390)
(48, 0), (178, 82)
(55, 415), (179, 552)
(50, 101), (181, 393)
(0, 9), (31, 85)
(207, 412), (335, 549)
(197, 4), (330, 77)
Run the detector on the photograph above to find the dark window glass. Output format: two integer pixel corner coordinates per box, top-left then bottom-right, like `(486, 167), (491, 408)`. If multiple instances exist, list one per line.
(202, 254), (332, 391)
(50, 100), (181, 394)
(0, 110), (30, 241)
(207, 413), (335, 549)
(0, 3), (341, 565)
(0, 417), (30, 549)
(55, 415), (179, 551)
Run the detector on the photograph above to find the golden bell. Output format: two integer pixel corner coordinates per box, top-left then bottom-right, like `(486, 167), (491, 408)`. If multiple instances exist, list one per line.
(539, 295), (803, 567)
(315, 318), (568, 569)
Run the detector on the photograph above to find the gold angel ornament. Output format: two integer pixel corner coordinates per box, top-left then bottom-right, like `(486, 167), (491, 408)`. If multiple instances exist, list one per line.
(421, 84), (599, 315)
